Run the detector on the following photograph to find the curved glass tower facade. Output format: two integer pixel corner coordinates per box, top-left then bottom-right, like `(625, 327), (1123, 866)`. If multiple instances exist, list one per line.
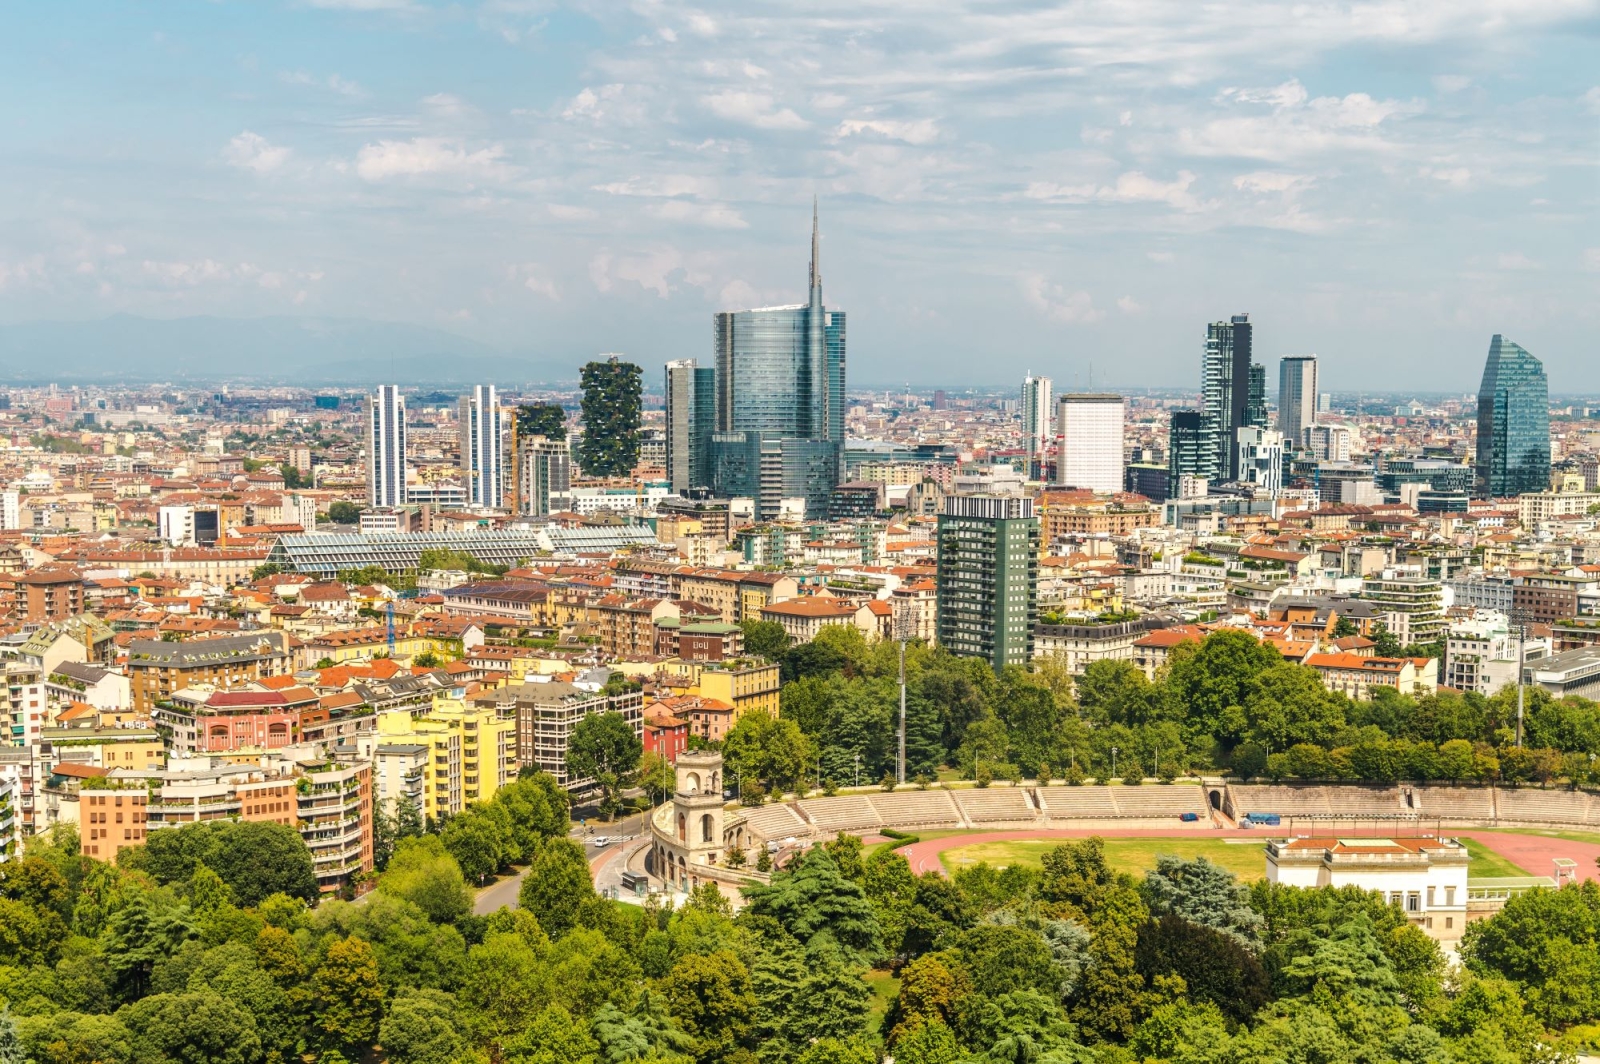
(709, 202), (845, 518)
(1475, 335), (1550, 498)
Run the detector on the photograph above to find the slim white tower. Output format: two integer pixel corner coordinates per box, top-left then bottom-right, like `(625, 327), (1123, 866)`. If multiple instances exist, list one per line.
(367, 385), (408, 509)
(459, 384), (504, 509)
(1021, 374), (1053, 473)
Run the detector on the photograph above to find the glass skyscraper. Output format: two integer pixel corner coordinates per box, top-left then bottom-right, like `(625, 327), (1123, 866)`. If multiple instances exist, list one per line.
(665, 359), (716, 494)
(1200, 313), (1264, 481)
(1277, 355), (1319, 448)
(709, 201), (846, 517)
(1475, 335), (1550, 498)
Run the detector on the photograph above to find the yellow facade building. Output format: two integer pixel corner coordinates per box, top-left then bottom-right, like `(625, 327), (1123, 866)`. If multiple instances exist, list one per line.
(375, 697), (515, 819)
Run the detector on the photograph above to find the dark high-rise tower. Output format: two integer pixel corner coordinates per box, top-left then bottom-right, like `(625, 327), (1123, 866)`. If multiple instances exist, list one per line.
(1475, 335), (1550, 498)
(1168, 410), (1211, 488)
(1200, 313), (1257, 480)
(709, 202), (846, 518)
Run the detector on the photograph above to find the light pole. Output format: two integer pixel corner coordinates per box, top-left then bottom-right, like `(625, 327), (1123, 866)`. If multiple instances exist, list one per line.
(897, 628), (908, 785)
(854, 752), (861, 789)
(1515, 621), (1527, 748)
(1111, 746), (1118, 779)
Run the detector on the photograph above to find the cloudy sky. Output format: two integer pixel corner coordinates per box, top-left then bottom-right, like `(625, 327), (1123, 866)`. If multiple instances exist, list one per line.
(2, 1), (1597, 390)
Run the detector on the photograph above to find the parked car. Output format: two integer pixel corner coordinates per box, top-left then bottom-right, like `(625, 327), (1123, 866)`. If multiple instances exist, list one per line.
(1179, 811), (1200, 822)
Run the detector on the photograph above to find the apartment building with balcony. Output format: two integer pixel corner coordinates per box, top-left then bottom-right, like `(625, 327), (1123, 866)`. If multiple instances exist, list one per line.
(375, 698), (514, 818)
(296, 760), (373, 893)
(2, 662), (45, 747)
(474, 681), (641, 790)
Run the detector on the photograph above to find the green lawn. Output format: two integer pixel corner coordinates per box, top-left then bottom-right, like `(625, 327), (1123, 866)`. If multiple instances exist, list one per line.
(1480, 827), (1600, 846)
(863, 969), (900, 1025)
(861, 828), (971, 860)
(939, 837), (1269, 881)
(1459, 838), (1531, 878)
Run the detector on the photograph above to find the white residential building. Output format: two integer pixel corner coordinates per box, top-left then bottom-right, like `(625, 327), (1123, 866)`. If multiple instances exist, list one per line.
(1056, 393), (1124, 494)
(1235, 426), (1285, 497)
(459, 384), (504, 510)
(367, 385), (409, 509)
(158, 505), (195, 546)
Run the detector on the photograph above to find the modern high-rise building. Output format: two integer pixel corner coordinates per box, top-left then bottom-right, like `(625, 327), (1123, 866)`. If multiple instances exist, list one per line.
(1055, 393), (1124, 493)
(710, 201), (846, 518)
(1246, 363), (1268, 432)
(1021, 374), (1053, 474)
(459, 385), (504, 509)
(518, 437), (572, 516)
(1278, 355), (1319, 447)
(1201, 314), (1255, 480)
(936, 494), (1039, 672)
(665, 359), (717, 494)
(1475, 335), (1550, 498)
(366, 385), (408, 509)
(1168, 410), (1211, 487)
(1235, 426), (1285, 498)
(1306, 423), (1353, 462)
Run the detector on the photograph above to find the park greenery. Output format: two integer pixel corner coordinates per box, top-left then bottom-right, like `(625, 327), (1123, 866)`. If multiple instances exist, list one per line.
(5, 812), (1600, 1064)
(719, 625), (1600, 797)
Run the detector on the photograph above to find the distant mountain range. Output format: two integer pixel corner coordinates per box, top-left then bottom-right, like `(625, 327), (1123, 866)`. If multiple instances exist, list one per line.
(0, 314), (572, 385)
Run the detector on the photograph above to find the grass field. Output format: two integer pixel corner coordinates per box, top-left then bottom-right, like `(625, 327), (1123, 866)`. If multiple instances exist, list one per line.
(1459, 838), (1531, 878)
(1480, 827), (1600, 847)
(939, 837), (1270, 881)
(863, 970), (901, 1024)
(862, 828), (973, 860)
(936, 833), (1539, 882)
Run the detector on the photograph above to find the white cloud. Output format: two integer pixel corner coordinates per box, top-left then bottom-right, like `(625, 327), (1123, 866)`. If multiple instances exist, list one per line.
(280, 70), (365, 97)
(354, 138), (512, 181)
(702, 91), (808, 130)
(647, 200), (748, 229)
(524, 275), (559, 299)
(559, 84), (652, 126)
(1233, 171), (1314, 194)
(589, 247), (706, 298)
(1421, 166), (1472, 186)
(1584, 248), (1600, 272)
(1020, 274), (1103, 323)
(421, 93), (478, 121)
(1433, 74), (1471, 93)
(1023, 171), (1208, 212)
(1584, 87), (1600, 115)
(594, 175), (718, 198)
(1180, 83), (1423, 162)
(1117, 296), (1142, 314)
(140, 259), (234, 285)
(222, 131), (290, 173)
(303, 0), (417, 10)
(1497, 252), (1539, 270)
(1147, 251), (1175, 263)
(836, 118), (940, 145)
(547, 203), (597, 220)
(1098, 170), (1207, 211)
(1222, 79), (1309, 110)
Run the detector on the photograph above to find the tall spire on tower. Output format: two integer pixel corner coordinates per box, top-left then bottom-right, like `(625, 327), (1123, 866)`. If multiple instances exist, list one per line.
(809, 195), (820, 290)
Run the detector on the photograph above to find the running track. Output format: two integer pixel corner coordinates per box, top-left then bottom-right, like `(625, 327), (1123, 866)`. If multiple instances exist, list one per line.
(897, 826), (1600, 881)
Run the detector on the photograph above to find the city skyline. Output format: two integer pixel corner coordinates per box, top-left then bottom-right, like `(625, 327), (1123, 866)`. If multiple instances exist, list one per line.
(1, 4), (1596, 389)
